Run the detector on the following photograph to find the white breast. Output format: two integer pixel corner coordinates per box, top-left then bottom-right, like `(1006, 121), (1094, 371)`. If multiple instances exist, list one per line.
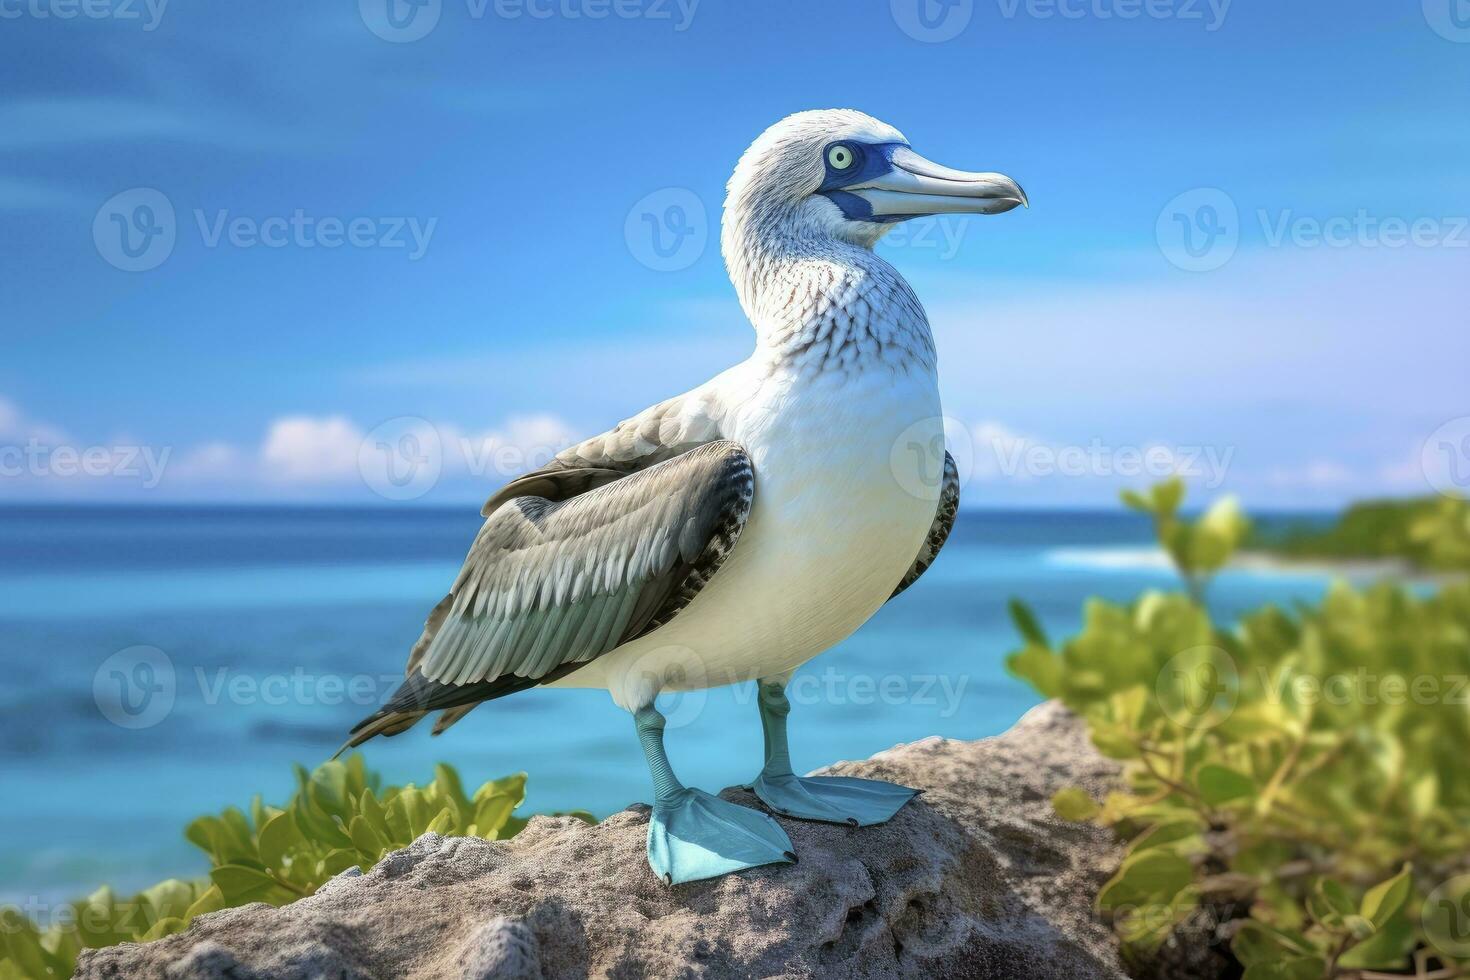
(559, 360), (943, 708)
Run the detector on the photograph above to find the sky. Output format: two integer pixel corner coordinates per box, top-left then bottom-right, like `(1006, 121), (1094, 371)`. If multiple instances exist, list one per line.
(2, 0), (1468, 508)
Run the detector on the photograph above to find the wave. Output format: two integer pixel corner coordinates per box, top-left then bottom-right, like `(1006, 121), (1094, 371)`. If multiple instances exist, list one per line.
(1042, 547), (1174, 571)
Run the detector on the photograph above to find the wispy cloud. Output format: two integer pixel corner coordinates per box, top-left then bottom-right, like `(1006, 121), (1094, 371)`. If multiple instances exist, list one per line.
(0, 397), (580, 503)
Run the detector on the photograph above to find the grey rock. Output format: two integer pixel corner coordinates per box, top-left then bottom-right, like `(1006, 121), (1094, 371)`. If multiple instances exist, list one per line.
(76, 702), (1129, 980)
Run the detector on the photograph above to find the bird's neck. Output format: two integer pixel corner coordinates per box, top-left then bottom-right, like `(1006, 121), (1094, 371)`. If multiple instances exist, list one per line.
(722, 210), (937, 378)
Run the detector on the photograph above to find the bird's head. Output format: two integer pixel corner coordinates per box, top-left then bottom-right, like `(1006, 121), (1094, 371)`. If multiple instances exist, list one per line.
(723, 108), (1027, 252)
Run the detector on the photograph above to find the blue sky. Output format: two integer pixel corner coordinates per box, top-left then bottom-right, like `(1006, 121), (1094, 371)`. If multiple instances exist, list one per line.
(2, 0), (1468, 507)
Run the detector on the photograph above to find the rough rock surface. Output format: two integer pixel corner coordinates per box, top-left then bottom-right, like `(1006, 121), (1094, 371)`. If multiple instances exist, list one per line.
(77, 702), (1128, 980)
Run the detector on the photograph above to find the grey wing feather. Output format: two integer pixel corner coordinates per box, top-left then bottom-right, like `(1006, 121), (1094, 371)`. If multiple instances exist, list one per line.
(480, 392), (724, 518)
(890, 451), (959, 599)
(340, 439), (750, 752)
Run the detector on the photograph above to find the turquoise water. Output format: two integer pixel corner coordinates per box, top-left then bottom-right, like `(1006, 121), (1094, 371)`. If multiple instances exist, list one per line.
(0, 505), (1338, 905)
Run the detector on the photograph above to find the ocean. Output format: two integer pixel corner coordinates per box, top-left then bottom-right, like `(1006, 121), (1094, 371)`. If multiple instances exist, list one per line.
(0, 505), (1341, 906)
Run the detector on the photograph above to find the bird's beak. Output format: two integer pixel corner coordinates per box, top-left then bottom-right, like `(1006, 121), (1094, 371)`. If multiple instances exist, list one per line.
(846, 146), (1028, 218)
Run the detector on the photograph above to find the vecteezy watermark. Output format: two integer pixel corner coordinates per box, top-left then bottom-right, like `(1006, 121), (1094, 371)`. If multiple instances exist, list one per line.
(1424, 875), (1470, 958)
(890, 0), (974, 42)
(1423, 0), (1470, 42)
(1156, 646), (1239, 729)
(996, 0), (1231, 30)
(358, 416), (444, 501)
(1258, 209), (1470, 250)
(624, 187), (707, 272)
(194, 210), (436, 260)
(783, 667), (970, 717)
(93, 188), (177, 273)
(91, 645), (429, 730)
(876, 214), (973, 260)
(93, 646), (176, 730)
(889, 415), (972, 501)
(1257, 666), (1469, 708)
(1156, 188), (1240, 272)
(0, 0), (167, 30)
(1158, 188), (1470, 272)
(359, 0), (698, 42)
(195, 667), (405, 709)
(985, 437), (1234, 489)
(359, 0), (442, 42)
(1421, 416), (1470, 498)
(93, 188), (438, 271)
(356, 415), (572, 501)
(0, 440), (171, 488)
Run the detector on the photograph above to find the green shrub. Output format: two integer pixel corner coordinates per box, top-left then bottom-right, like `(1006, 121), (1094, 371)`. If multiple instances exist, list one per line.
(0, 757), (584, 980)
(1250, 495), (1470, 573)
(1010, 482), (1470, 978)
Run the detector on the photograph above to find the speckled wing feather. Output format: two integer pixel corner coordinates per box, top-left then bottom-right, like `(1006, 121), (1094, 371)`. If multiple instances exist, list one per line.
(889, 451), (959, 599)
(340, 440), (751, 751)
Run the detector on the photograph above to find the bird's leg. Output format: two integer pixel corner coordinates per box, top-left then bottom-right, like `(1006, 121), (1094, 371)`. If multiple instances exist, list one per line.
(633, 704), (794, 886)
(748, 678), (919, 827)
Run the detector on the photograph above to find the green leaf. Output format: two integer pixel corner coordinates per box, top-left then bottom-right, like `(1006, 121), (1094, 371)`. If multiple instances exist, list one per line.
(1359, 865), (1412, 928)
(209, 865), (282, 904)
(1195, 763), (1255, 806)
(139, 879), (196, 924)
(1153, 479), (1185, 516)
(1241, 957), (1325, 980)
(256, 811), (298, 870)
(138, 916), (188, 942)
(183, 885), (226, 921)
(321, 848), (361, 877)
(1231, 920), (1318, 966)
(1097, 851), (1192, 913)
(1004, 645), (1063, 699)
(349, 814), (388, 860)
(1315, 878), (1355, 919)
(0, 907), (62, 979)
(357, 790), (394, 845)
(1128, 820), (1204, 854)
(1007, 599), (1050, 647)
(1120, 489), (1152, 513)
(1051, 787), (1100, 822)
(1337, 916), (1414, 971)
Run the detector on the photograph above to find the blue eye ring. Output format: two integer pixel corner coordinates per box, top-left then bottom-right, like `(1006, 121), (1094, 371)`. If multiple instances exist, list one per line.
(825, 142), (860, 171)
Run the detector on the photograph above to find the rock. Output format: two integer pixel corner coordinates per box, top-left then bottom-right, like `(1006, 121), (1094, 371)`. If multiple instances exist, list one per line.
(77, 702), (1129, 980)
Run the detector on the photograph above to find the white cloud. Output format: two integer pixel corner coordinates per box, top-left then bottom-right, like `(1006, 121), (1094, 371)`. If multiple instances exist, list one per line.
(260, 416), (363, 484)
(0, 397), (580, 501)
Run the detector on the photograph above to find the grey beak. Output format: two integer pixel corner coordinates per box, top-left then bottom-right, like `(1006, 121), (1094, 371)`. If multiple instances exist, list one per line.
(848, 146), (1028, 217)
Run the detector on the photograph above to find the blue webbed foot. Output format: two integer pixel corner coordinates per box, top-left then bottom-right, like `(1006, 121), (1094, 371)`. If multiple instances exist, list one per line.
(751, 772), (919, 827)
(647, 787), (796, 885)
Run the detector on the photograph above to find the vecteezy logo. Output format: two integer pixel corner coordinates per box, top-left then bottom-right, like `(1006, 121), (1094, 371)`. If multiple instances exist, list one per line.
(890, 0), (973, 42)
(1156, 188), (1239, 272)
(1424, 0), (1470, 42)
(889, 416), (974, 500)
(94, 645), (176, 729)
(624, 188), (707, 272)
(93, 188), (176, 272)
(1424, 875), (1470, 958)
(359, 0), (441, 42)
(1156, 646), (1239, 729)
(358, 416), (444, 500)
(1422, 416), (1470, 497)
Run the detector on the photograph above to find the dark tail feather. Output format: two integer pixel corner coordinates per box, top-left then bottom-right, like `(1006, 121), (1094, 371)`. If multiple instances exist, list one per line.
(335, 665), (578, 759)
(330, 709), (426, 761)
(431, 704), (478, 736)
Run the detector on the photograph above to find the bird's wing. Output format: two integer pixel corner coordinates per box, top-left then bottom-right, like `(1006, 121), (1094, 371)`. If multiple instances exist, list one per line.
(341, 439), (751, 751)
(479, 390), (726, 518)
(889, 451), (959, 599)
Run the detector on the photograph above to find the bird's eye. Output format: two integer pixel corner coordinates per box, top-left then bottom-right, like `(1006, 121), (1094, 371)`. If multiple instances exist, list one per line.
(827, 144), (856, 170)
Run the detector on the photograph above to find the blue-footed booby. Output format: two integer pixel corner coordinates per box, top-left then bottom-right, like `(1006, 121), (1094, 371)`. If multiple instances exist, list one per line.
(343, 109), (1025, 884)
